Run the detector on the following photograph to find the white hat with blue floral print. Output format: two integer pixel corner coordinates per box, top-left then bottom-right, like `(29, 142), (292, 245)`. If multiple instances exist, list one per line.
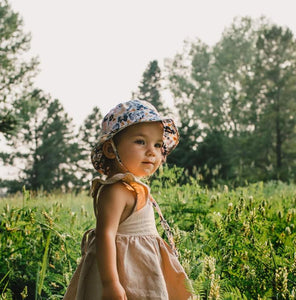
(91, 99), (179, 174)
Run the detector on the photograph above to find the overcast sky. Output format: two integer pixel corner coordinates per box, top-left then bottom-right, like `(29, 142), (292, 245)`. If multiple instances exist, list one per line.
(8, 0), (296, 127)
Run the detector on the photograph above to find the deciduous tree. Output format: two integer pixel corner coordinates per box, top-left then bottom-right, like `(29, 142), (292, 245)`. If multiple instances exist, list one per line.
(0, 0), (38, 136)
(166, 17), (296, 184)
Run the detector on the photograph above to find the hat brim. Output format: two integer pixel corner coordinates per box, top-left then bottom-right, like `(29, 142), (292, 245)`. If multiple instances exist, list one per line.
(91, 118), (179, 174)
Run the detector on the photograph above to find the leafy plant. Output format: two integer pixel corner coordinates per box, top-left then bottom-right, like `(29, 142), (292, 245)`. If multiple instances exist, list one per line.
(1, 168), (296, 299)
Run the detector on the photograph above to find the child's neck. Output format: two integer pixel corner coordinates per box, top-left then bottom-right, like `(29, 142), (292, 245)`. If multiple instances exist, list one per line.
(107, 170), (148, 181)
(107, 170), (134, 179)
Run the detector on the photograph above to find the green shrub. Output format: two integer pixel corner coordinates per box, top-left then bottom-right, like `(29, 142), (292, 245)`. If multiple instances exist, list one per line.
(1, 168), (296, 299)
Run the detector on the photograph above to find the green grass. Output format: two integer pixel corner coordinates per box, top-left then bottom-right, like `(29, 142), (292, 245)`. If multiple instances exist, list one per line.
(1, 169), (296, 299)
(0, 188), (95, 299)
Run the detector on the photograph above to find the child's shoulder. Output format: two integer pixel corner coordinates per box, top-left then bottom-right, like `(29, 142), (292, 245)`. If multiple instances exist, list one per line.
(99, 180), (136, 202)
(98, 180), (137, 220)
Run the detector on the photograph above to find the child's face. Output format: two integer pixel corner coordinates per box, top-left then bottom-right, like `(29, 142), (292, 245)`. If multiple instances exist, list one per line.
(114, 122), (164, 177)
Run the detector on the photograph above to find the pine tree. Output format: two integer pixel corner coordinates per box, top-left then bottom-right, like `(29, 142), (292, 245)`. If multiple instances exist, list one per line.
(26, 98), (80, 191)
(3, 90), (82, 192)
(77, 106), (103, 188)
(134, 60), (167, 114)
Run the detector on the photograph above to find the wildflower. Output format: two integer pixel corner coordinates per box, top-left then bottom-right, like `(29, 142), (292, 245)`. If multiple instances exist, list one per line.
(275, 267), (288, 298)
(235, 207), (241, 220)
(195, 217), (203, 231)
(285, 226), (291, 235)
(182, 259), (191, 276)
(241, 251), (248, 260)
(291, 252), (296, 275)
(249, 208), (256, 223)
(70, 212), (77, 226)
(244, 265), (256, 279)
(223, 185), (229, 193)
(261, 199), (267, 207)
(210, 195), (217, 207)
(242, 221), (250, 236)
(50, 282), (59, 288)
(203, 256), (216, 279)
(286, 209), (295, 222)
(5, 203), (10, 213)
(209, 275), (220, 300)
(20, 286), (28, 300)
(238, 197), (245, 211)
(42, 211), (53, 227)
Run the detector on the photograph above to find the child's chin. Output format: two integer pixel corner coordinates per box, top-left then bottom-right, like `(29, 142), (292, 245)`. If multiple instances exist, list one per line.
(132, 170), (154, 178)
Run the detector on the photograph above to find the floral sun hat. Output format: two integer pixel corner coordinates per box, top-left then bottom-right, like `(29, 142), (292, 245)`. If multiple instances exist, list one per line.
(91, 99), (179, 174)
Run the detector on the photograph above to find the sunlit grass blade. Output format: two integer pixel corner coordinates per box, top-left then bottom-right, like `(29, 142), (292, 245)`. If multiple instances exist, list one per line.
(37, 230), (52, 297)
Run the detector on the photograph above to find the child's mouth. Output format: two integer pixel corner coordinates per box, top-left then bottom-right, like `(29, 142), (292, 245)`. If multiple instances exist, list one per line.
(143, 161), (154, 166)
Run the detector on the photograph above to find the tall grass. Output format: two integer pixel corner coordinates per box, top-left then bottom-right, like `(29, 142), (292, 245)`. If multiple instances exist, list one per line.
(0, 188), (94, 299)
(1, 168), (296, 299)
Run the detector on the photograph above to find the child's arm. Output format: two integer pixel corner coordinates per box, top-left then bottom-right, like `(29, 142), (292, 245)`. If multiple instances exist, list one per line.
(95, 182), (135, 300)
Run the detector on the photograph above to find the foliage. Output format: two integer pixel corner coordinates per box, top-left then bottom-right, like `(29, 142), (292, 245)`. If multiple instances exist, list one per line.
(2, 90), (84, 193)
(152, 167), (296, 299)
(2, 15), (296, 193)
(0, 0), (38, 136)
(249, 24), (296, 181)
(76, 106), (103, 188)
(0, 187), (94, 299)
(133, 60), (168, 114)
(166, 17), (296, 184)
(1, 91), (104, 193)
(1, 167), (296, 299)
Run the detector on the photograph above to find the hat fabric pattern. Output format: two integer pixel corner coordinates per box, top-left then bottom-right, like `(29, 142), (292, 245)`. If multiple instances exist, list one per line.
(91, 100), (179, 174)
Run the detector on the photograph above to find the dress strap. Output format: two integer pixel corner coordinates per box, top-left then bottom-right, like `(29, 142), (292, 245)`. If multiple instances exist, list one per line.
(80, 228), (96, 256)
(149, 194), (179, 258)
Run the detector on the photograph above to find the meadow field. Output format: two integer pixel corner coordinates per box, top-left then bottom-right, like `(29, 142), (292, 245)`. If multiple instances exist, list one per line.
(1, 167), (296, 299)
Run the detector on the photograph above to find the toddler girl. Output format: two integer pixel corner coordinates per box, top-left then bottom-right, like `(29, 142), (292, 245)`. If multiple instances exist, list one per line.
(63, 100), (193, 300)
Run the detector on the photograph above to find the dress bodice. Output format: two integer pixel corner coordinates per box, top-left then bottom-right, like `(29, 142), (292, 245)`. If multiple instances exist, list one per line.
(117, 198), (158, 235)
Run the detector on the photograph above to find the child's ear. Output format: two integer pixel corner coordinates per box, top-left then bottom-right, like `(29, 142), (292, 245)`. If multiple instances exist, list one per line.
(102, 141), (116, 159)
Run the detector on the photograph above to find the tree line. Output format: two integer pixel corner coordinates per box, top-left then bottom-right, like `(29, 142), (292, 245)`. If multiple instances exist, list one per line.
(1, 1), (296, 192)
(166, 17), (296, 185)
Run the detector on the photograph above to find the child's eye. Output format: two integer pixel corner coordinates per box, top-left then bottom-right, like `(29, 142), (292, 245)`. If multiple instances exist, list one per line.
(155, 143), (163, 148)
(135, 139), (145, 145)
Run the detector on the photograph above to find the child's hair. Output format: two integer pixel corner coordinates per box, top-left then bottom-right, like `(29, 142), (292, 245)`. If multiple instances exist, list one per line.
(91, 99), (179, 175)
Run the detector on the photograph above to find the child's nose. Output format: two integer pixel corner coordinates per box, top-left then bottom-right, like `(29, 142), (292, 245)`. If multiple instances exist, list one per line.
(146, 144), (156, 156)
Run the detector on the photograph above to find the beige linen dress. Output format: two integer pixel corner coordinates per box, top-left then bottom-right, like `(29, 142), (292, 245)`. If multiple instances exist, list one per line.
(63, 173), (193, 300)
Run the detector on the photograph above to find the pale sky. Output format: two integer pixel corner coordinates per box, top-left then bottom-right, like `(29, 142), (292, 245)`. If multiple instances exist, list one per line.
(9, 0), (296, 127)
